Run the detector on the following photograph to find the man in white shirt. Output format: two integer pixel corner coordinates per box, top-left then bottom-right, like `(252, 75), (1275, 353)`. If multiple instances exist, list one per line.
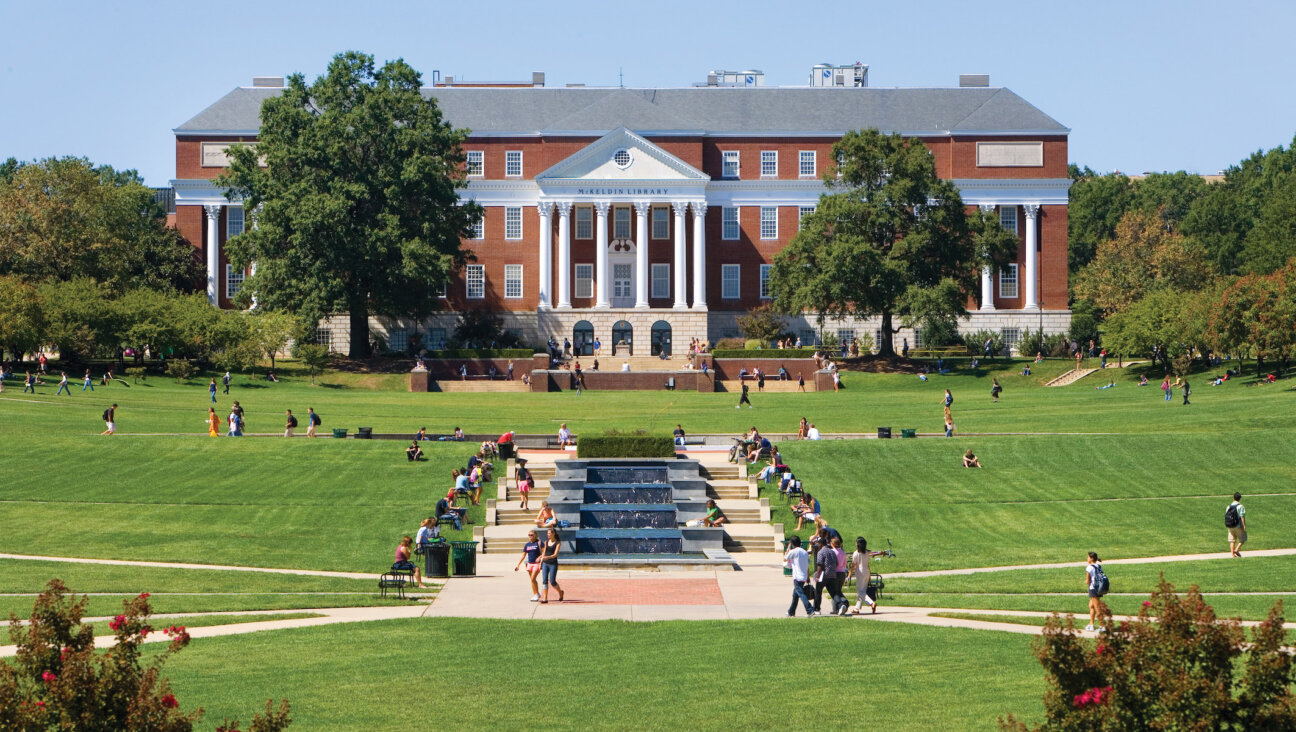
(557, 423), (573, 447)
(807, 424), (822, 440)
(784, 535), (815, 616)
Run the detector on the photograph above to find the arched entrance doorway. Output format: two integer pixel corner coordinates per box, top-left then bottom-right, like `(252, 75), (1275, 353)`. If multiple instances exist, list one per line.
(573, 320), (594, 356)
(651, 320), (672, 357)
(611, 320), (633, 356)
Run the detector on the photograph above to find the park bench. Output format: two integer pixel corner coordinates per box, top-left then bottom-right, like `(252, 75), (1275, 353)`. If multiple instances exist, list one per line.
(378, 568), (415, 599)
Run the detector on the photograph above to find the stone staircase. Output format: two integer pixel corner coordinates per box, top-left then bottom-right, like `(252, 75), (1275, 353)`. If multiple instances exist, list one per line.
(1046, 360), (1147, 387)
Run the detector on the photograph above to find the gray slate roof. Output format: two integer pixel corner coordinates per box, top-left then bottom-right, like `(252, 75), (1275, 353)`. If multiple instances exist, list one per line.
(175, 86), (1068, 136)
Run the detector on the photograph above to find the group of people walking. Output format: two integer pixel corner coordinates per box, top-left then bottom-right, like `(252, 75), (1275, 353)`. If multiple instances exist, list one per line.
(785, 534), (889, 617)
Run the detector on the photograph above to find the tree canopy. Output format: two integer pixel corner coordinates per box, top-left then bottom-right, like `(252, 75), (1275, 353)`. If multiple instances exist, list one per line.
(768, 128), (1018, 356)
(1073, 209), (1216, 317)
(219, 51), (481, 358)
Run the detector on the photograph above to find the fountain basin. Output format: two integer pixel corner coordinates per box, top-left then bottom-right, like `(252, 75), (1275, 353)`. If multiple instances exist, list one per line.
(580, 504), (677, 529)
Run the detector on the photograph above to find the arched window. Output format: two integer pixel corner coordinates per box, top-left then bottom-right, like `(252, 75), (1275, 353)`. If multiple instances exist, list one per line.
(651, 321), (672, 357)
(612, 320), (633, 356)
(573, 321), (594, 356)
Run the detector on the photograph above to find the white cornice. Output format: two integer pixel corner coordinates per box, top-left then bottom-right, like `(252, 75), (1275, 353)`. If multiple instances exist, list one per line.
(954, 178), (1071, 206)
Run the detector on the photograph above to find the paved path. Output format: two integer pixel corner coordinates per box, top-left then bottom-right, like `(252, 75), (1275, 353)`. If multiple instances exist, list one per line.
(887, 548), (1296, 579)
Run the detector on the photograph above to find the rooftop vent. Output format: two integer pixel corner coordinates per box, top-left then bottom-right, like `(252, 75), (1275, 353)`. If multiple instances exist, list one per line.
(702, 70), (764, 87)
(252, 76), (284, 87)
(959, 74), (990, 87)
(809, 63), (868, 88)
(532, 71), (545, 87)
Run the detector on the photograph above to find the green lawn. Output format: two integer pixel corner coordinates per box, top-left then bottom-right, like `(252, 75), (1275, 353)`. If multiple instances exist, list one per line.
(161, 617), (1045, 731)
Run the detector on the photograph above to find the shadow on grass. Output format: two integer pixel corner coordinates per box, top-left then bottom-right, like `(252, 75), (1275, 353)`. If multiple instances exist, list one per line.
(316, 383), (348, 390)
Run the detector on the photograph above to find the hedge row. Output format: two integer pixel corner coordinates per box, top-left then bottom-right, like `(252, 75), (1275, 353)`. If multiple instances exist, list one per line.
(423, 349), (536, 358)
(577, 435), (677, 459)
(711, 349), (818, 359)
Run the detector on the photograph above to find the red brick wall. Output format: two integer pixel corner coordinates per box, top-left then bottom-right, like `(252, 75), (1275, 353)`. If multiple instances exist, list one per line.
(544, 369), (702, 391)
(175, 135), (258, 180)
(713, 358), (818, 380)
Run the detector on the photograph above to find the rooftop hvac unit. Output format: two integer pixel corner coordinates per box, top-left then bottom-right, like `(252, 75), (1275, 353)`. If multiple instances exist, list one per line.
(959, 74), (990, 87)
(809, 63), (868, 88)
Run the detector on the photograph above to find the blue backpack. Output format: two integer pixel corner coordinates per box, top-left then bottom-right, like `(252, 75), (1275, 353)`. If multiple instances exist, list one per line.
(1091, 565), (1110, 597)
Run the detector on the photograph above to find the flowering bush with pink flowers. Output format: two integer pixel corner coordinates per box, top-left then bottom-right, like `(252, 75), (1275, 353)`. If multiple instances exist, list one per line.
(0, 580), (292, 731)
(1001, 578), (1295, 731)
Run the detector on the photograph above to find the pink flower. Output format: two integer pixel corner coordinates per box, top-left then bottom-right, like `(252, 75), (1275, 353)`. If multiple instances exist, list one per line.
(140, 592), (150, 598)
(1143, 600), (1152, 607)
(161, 693), (178, 709)
(108, 615), (126, 631)
(42, 670), (56, 683)
(35, 701), (45, 708)
(1095, 644), (1106, 655)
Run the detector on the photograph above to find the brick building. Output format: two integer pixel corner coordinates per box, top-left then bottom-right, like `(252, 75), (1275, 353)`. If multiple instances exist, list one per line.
(170, 67), (1071, 355)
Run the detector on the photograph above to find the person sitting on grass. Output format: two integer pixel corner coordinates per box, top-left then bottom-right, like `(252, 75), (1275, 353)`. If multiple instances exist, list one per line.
(266, 370), (279, 382)
(406, 441), (424, 462)
(393, 535), (425, 589)
(793, 494), (820, 531)
(702, 499), (728, 527)
(962, 449), (981, 468)
(435, 497), (465, 531)
(535, 501), (557, 528)
(1138, 375), (1149, 386)
(1021, 364), (1032, 376)
(415, 427), (428, 441)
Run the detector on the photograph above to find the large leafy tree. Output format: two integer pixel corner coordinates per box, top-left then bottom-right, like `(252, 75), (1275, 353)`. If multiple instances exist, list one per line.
(1073, 210), (1216, 317)
(1207, 260), (1296, 374)
(0, 275), (46, 360)
(0, 158), (202, 291)
(219, 51), (481, 358)
(768, 128), (1018, 357)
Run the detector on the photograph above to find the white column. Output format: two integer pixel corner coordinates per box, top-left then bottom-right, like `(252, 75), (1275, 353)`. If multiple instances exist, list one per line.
(1023, 204), (1040, 311)
(536, 203), (552, 310)
(633, 201), (650, 309)
(203, 204), (222, 306)
(594, 201), (611, 309)
(691, 201), (707, 311)
(978, 203), (995, 311)
(248, 205), (259, 310)
(672, 202), (688, 310)
(556, 203), (572, 309)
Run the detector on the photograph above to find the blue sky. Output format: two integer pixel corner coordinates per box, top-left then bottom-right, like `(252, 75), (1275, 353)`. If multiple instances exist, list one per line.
(3, 0), (1295, 186)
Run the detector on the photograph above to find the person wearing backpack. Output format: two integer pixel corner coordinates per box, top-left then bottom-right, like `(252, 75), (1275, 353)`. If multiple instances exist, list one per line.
(100, 404), (117, 435)
(1226, 492), (1247, 557)
(284, 409), (298, 438)
(1084, 551), (1109, 632)
(306, 407), (320, 437)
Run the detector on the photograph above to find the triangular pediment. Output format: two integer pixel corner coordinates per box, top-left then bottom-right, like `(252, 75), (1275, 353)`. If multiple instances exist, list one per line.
(536, 128), (709, 183)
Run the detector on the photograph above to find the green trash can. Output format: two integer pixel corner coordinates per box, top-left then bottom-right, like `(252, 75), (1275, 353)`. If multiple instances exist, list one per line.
(450, 541), (479, 576)
(780, 538), (792, 576)
(901, 428), (917, 439)
(332, 428), (348, 439)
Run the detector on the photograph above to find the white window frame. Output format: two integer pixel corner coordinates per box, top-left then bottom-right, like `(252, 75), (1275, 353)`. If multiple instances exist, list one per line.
(722, 150), (740, 179)
(651, 206), (669, 240)
(721, 264), (740, 300)
(799, 150), (816, 177)
(613, 206), (631, 239)
(1000, 206), (1019, 235)
(1001, 327), (1020, 354)
(436, 279), (448, 298)
(760, 207), (778, 240)
(999, 263), (1019, 299)
(504, 264), (523, 299)
(759, 264), (772, 300)
(837, 329), (856, 346)
(722, 207), (740, 241)
(469, 212), (484, 240)
(798, 206), (816, 227)
(466, 264), (485, 299)
(505, 150), (523, 177)
(574, 263), (593, 299)
(651, 263), (670, 299)
(505, 207), (522, 240)
(226, 206), (244, 239)
(225, 264), (244, 299)
(575, 206), (593, 239)
(466, 151), (484, 177)
(760, 150), (778, 177)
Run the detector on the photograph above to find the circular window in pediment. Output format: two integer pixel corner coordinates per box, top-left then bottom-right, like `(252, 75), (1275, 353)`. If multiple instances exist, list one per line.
(613, 149), (633, 169)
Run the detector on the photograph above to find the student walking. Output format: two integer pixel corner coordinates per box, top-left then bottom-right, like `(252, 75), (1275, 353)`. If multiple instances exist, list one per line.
(207, 407), (220, 437)
(101, 404), (117, 435)
(514, 529), (543, 601)
(784, 535), (815, 617)
(991, 378), (1002, 403)
(0, 364), (6, 393)
(943, 389), (954, 408)
(222, 371), (231, 394)
(306, 407), (320, 437)
(1225, 492), (1247, 557)
(23, 371), (36, 394)
(284, 409), (298, 437)
(539, 527), (564, 603)
(54, 372), (71, 396)
(851, 537), (888, 614)
(1161, 376), (1172, 401)
(737, 382), (753, 409)
(813, 536), (841, 614)
(1084, 551), (1108, 632)
(209, 379), (218, 403)
(82, 369), (94, 392)
(1181, 379), (1191, 405)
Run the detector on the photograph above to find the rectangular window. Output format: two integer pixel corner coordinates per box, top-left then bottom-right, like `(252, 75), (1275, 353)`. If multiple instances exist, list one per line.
(388, 329), (408, 353)
(1000, 206), (1019, 235)
(436, 279), (448, 298)
(505, 207), (522, 240)
(225, 264), (244, 299)
(575, 264), (593, 298)
(999, 263), (1019, 299)
(759, 264), (772, 299)
(314, 329), (331, 349)
(721, 264), (740, 299)
(913, 329), (924, 349)
(651, 207), (669, 239)
(760, 207), (778, 239)
(1001, 328), (1020, 355)
(838, 329), (856, 346)
(722, 207), (740, 240)
(798, 206), (816, 227)
(761, 150), (778, 177)
(226, 206), (244, 238)
(505, 150), (522, 177)
(722, 150), (739, 179)
(613, 206), (631, 239)
(469, 212), (484, 239)
(428, 328), (446, 350)
(466, 151), (483, 177)
(651, 263), (670, 299)
(466, 264), (485, 299)
(504, 264), (523, 298)
(575, 206), (593, 239)
(799, 150), (816, 177)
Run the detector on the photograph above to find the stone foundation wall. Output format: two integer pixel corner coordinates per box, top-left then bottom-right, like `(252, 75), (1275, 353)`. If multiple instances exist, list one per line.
(542, 369), (709, 392)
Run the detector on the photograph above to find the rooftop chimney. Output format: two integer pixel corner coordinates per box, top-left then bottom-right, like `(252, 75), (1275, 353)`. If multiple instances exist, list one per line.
(959, 74), (990, 87)
(252, 76), (284, 87)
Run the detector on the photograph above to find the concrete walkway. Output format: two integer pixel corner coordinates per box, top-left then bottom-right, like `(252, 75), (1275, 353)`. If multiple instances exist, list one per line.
(888, 548), (1296, 579)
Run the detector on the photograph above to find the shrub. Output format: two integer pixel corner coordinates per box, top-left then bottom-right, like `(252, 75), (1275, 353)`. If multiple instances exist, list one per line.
(736, 305), (786, 344)
(0, 580), (291, 731)
(165, 359), (195, 382)
(578, 434), (676, 458)
(292, 343), (330, 385)
(1000, 579), (1295, 731)
(743, 339), (763, 350)
(917, 314), (962, 348)
(712, 349), (817, 359)
(424, 349), (534, 358)
(964, 330), (1003, 358)
(125, 366), (149, 383)
(714, 337), (746, 350)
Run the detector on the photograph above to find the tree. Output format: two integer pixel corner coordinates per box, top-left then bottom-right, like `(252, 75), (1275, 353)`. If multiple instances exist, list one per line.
(1000, 580), (1294, 731)
(1073, 210), (1215, 317)
(250, 310), (300, 370)
(0, 276), (46, 361)
(38, 278), (114, 361)
(1102, 286), (1217, 370)
(735, 305), (788, 345)
(0, 157), (202, 291)
(1067, 166), (1133, 272)
(768, 129), (1017, 357)
(450, 310), (519, 349)
(219, 51), (482, 358)
(1207, 260), (1296, 374)
(293, 343), (330, 385)
(0, 580), (291, 731)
